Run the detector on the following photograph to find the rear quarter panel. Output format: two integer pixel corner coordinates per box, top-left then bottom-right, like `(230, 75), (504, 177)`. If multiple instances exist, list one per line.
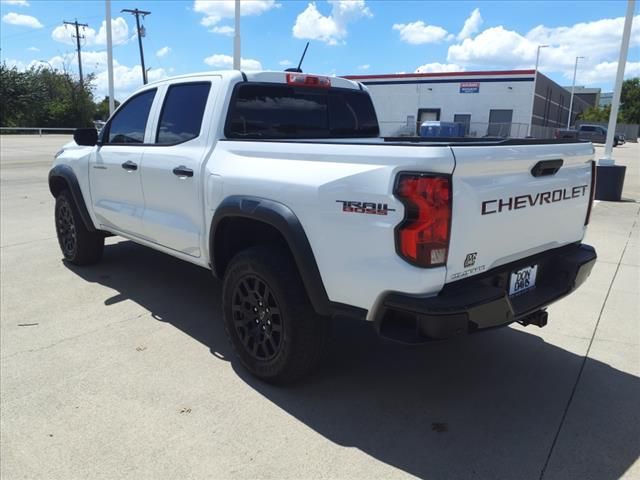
(205, 140), (455, 315)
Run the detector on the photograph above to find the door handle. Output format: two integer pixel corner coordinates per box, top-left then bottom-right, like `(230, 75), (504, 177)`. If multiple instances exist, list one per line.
(121, 160), (138, 171)
(172, 166), (193, 178)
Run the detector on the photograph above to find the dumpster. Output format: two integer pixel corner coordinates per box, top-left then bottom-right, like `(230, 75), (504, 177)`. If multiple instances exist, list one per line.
(419, 121), (466, 138)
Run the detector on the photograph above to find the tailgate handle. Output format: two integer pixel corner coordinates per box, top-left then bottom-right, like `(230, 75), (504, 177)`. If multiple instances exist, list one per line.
(531, 159), (563, 177)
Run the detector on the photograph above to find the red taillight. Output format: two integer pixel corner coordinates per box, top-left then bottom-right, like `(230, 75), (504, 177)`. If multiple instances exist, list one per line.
(285, 73), (331, 88)
(394, 174), (452, 268)
(585, 160), (596, 225)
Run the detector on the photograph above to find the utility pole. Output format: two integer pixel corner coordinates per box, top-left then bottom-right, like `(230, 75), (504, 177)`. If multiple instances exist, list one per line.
(63, 19), (88, 85)
(567, 56), (585, 128)
(122, 8), (151, 84)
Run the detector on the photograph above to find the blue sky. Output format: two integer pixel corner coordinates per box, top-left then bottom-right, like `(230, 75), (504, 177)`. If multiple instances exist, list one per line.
(1, 0), (639, 101)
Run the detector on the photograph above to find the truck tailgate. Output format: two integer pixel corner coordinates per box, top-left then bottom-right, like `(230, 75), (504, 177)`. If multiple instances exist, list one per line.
(446, 142), (594, 283)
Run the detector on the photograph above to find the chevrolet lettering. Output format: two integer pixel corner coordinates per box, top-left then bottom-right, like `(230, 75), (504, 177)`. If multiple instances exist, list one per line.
(482, 185), (589, 215)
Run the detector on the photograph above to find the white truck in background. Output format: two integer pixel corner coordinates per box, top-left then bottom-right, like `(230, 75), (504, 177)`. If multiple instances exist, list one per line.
(50, 71), (597, 383)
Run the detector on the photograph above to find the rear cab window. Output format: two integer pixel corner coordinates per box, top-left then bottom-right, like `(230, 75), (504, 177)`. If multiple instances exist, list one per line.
(225, 83), (379, 139)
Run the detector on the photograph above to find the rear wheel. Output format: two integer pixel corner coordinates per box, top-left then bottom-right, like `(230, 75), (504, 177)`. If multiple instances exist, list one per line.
(222, 246), (329, 384)
(55, 190), (104, 265)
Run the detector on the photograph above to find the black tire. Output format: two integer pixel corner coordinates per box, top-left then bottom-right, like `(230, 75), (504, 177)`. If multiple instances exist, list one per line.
(54, 189), (104, 265)
(222, 246), (329, 384)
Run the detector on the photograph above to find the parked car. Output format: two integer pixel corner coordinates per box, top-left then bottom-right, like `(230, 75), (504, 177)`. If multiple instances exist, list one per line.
(556, 124), (619, 146)
(50, 70), (598, 383)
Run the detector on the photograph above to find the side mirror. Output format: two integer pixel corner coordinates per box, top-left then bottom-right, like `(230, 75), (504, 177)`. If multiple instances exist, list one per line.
(73, 128), (98, 146)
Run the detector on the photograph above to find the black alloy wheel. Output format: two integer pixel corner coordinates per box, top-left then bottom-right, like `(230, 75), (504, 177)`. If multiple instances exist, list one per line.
(231, 274), (284, 361)
(56, 198), (77, 257)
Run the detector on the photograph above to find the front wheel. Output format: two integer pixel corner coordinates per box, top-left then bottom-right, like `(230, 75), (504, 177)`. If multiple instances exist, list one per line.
(55, 190), (104, 265)
(222, 246), (329, 384)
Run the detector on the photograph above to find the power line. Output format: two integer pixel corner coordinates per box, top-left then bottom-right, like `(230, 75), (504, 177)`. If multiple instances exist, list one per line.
(63, 19), (89, 85)
(121, 8), (151, 85)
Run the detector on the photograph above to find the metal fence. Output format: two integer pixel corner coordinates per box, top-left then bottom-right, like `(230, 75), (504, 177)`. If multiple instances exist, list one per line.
(0, 127), (76, 136)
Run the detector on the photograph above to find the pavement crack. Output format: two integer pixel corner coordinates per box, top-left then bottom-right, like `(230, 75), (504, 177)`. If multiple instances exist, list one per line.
(1, 312), (147, 361)
(539, 214), (637, 479)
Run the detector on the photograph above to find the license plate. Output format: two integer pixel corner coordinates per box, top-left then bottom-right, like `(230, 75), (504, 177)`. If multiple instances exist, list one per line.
(509, 265), (538, 296)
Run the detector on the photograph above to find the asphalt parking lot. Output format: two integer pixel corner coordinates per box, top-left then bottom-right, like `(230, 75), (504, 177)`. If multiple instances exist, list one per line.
(1, 134), (638, 480)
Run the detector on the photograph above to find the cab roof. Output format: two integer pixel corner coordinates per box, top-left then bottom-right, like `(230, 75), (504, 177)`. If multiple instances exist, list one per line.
(146, 70), (361, 90)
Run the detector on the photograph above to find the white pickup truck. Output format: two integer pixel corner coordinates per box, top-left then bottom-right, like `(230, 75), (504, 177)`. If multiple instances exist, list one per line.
(50, 70), (597, 383)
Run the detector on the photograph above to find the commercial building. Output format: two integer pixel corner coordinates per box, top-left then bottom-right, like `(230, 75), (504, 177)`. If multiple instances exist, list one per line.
(563, 86), (601, 108)
(343, 70), (591, 138)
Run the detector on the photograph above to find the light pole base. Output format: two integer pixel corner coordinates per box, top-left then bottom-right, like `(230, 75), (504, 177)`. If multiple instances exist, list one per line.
(595, 164), (626, 201)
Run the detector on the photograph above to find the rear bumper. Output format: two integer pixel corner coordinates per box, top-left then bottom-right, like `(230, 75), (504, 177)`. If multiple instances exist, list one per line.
(375, 243), (597, 343)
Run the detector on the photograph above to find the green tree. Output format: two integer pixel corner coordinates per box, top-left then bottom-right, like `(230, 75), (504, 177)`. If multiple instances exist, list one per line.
(0, 63), (96, 128)
(94, 96), (121, 121)
(620, 77), (640, 124)
(578, 105), (617, 123)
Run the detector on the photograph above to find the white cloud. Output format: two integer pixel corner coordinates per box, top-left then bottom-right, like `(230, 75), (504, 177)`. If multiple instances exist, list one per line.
(393, 21), (449, 44)
(203, 53), (262, 70)
(457, 8), (482, 41)
(357, 63), (370, 70)
(1, 0), (30, 6)
(446, 15), (640, 85)
(414, 62), (464, 73)
(279, 59), (292, 66)
(93, 62), (168, 100)
(15, 51), (167, 101)
(156, 46), (171, 58)
(210, 25), (234, 36)
(579, 60), (640, 85)
(292, 0), (372, 46)
(27, 46), (39, 51)
(193, 0), (279, 29)
(2, 12), (42, 28)
(51, 17), (129, 47)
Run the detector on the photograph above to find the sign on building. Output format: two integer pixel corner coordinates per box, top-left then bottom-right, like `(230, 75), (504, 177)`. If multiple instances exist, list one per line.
(460, 82), (480, 93)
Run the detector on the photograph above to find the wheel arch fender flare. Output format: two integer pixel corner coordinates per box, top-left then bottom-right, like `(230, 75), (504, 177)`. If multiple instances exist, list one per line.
(209, 195), (331, 316)
(48, 164), (96, 232)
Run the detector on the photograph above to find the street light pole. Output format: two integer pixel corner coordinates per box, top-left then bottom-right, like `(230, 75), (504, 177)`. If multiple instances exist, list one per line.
(233, 0), (241, 70)
(567, 56), (585, 128)
(528, 44), (548, 137)
(601, 0), (635, 165)
(594, 0), (635, 202)
(106, 0), (115, 115)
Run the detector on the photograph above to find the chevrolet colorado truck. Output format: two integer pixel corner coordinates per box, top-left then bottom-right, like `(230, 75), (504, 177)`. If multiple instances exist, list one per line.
(50, 71), (597, 383)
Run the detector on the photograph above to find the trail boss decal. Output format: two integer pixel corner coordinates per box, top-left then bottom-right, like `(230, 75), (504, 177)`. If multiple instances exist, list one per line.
(336, 200), (396, 216)
(482, 184), (589, 215)
(464, 252), (477, 268)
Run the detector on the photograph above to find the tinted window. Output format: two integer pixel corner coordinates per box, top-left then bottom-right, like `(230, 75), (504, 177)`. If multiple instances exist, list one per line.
(226, 84), (379, 139)
(582, 126), (595, 132)
(156, 82), (211, 144)
(106, 89), (156, 144)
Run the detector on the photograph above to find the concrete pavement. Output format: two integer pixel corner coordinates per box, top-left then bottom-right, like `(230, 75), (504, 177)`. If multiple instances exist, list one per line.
(1, 135), (638, 479)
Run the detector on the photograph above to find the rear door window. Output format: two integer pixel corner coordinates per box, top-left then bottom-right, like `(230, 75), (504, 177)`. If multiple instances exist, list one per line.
(156, 82), (211, 145)
(225, 83), (379, 139)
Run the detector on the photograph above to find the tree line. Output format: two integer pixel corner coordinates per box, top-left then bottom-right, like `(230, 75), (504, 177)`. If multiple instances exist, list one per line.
(0, 63), (119, 128)
(577, 78), (640, 125)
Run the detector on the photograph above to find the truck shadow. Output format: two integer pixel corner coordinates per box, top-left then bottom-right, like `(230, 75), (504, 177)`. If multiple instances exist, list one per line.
(66, 239), (640, 480)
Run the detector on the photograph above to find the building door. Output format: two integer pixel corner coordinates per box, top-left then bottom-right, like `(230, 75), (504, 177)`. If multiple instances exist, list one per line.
(454, 114), (471, 136)
(488, 109), (513, 137)
(417, 108), (440, 133)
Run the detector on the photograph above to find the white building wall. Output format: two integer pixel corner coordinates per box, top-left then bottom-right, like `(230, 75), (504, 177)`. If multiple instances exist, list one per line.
(361, 75), (535, 137)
